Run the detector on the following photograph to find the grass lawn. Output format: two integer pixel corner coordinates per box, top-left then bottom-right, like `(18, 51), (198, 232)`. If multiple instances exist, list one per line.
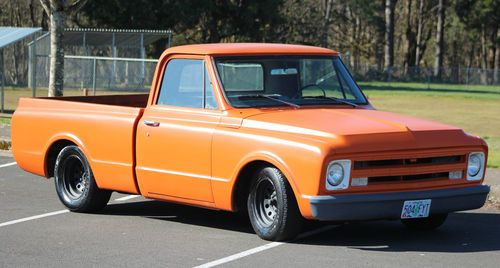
(359, 81), (500, 167)
(0, 117), (10, 125)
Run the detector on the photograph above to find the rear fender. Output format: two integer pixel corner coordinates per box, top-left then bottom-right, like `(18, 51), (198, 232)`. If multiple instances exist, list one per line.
(44, 133), (93, 177)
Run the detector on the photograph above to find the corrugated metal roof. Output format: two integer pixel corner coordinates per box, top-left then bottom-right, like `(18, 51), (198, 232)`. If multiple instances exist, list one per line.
(27, 28), (171, 48)
(0, 27), (42, 49)
(65, 28), (171, 34)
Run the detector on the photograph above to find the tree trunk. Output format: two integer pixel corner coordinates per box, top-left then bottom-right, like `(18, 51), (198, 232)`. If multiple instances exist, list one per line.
(29, 0), (37, 26)
(494, 27), (500, 84)
(353, 15), (361, 71)
(404, 0), (415, 75)
(384, 0), (396, 72)
(346, 4), (358, 71)
(48, 10), (65, 97)
(433, 0), (445, 79)
(321, 0), (335, 47)
(415, 0), (424, 68)
(480, 25), (488, 84)
(467, 42), (475, 69)
(41, 8), (49, 31)
(40, 0), (89, 96)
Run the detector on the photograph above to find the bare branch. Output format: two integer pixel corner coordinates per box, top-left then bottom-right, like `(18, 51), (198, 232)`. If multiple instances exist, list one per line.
(39, 0), (50, 15)
(68, 0), (89, 12)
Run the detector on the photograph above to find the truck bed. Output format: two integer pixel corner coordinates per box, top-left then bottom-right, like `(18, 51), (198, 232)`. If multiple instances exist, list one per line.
(12, 94), (149, 194)
(40, 93), (149, 108)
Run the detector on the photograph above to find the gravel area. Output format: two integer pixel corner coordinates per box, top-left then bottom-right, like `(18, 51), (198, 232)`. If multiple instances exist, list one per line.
(485, 168), (500, 210)
(0, 123), (11, 139)
(0, 123), (11, 150)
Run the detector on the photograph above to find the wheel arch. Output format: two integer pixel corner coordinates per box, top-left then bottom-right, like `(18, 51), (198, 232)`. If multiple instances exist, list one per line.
(230, 152), (302, 213)
(44, 134), (89, 178)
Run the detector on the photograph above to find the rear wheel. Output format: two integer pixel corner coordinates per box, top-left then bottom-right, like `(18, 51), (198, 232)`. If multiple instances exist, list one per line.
(401, 213), (448, 230)
(247, 166), (302, 241)
(54, 145), (111, 212)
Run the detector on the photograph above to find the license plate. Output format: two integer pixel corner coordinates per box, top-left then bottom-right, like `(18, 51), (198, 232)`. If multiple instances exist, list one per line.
(401, 199), (431, 219)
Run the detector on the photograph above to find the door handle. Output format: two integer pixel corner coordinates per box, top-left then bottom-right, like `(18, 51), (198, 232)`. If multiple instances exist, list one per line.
(144, 120), (160, 127)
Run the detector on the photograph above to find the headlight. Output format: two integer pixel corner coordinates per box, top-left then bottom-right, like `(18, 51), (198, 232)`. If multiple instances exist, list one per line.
(468, 154), (481, 176)
(467, 152), (485, 181)
(326, 163), (344, 186)
(325, 160), (351, 190)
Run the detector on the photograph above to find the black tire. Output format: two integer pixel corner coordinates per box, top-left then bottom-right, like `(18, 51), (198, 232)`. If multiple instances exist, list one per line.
(247, 166), (303, 241)
(401, 213), (448, 231)
(54, 145), (111, 212)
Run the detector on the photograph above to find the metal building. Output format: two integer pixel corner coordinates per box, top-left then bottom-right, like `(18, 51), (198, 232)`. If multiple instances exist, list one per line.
(0, 27), (42, 113)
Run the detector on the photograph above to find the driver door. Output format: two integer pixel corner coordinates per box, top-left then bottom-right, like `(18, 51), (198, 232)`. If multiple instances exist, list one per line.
(135, 56), (220, 203)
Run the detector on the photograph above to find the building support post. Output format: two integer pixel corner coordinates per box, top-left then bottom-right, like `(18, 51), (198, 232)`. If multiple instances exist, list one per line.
(140, 33), (145, 81)
(31, 34), (37, 97)
(1, 49), (4, 114)
(167, 30), (172, 48)
(112, 32), (116, 88)
(92, 57), (97, 96)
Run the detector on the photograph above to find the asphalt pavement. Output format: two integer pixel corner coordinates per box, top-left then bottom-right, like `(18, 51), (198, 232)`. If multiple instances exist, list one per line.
(1, 154), (500, 267)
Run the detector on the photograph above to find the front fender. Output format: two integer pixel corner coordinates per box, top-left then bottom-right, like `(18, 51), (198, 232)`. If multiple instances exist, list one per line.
(230, 151), (302, 198)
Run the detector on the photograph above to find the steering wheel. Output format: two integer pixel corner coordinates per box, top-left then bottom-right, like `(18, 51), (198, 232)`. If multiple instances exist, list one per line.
(294, 84), (327, 98)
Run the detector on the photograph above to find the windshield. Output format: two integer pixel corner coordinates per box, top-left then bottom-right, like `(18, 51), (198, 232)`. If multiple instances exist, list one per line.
(214, 56), (367, 108)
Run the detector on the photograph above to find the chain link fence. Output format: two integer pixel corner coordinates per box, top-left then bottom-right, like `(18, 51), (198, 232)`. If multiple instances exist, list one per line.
(351, 65), (500, 85)
(1, 55), (158, 113)
(35, 55), (158, 94)
(3, 56), (500, 113)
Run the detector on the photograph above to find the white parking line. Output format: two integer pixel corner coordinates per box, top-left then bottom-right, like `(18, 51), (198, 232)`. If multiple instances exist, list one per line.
(0, 210), (69, 228)
(0, 194), (140, 228)
(114, 195), (140, 202)
(193, 242), (283, 268)
(0, 162), (17, 168)
(193, 225), (336, 268)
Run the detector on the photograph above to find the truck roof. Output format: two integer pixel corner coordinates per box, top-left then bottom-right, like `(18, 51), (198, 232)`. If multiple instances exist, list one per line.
(163, 43), (338, 56)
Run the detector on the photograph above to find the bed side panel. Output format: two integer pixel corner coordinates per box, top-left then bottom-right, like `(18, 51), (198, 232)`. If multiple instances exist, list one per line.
(12, 98), (143, 194)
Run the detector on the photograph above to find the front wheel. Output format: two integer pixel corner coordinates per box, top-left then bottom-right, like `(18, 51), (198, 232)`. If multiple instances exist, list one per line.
(401, 213), (448, 230)
(54, 145), (111, 212)
(247, 167), (303, 241)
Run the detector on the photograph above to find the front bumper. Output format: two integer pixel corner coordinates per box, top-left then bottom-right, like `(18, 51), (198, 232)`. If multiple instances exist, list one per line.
(308, 185), (490, 221)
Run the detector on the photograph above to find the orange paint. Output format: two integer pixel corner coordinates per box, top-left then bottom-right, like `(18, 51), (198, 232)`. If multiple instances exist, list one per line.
(12, 43), (488, 220)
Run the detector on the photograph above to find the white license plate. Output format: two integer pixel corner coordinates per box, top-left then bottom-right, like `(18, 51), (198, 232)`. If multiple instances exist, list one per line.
(401, 199), (431, 219)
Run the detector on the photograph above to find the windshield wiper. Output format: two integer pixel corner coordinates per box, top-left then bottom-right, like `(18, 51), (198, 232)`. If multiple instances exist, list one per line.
(235, 94), (301, 108)
(301, 96), (358, 107)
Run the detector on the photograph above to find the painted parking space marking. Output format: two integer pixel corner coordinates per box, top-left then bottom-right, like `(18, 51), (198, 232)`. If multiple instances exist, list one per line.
(0, 210), (69, 228)
(114, 195), (141, 202)
(0, 194), (141, 229)
(193, 225), (336, 268)
(0, 162), (17, 168)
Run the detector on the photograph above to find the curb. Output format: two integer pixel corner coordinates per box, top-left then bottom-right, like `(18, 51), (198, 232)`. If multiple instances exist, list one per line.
(0, 150), (13, 157)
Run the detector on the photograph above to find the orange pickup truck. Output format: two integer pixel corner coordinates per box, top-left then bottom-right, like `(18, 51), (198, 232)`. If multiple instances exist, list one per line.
(12, 43), (489, 241)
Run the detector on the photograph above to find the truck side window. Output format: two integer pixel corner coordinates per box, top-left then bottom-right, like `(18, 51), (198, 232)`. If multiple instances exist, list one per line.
(157, 59), (218, 109)
(204, 67), (218, 109)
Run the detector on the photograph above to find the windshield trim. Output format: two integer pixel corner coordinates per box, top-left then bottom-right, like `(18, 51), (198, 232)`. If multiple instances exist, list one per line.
(212, 55), (369, 109)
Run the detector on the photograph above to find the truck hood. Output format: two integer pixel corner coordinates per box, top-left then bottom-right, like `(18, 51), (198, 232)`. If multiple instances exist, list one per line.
(241, 108), (483, 153)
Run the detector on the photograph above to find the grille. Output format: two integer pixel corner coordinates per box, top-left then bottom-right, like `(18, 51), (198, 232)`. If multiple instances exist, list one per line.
(353, 155), (464, 170)
(368, 172), (450, 184)
(350, 154), (467, 187)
